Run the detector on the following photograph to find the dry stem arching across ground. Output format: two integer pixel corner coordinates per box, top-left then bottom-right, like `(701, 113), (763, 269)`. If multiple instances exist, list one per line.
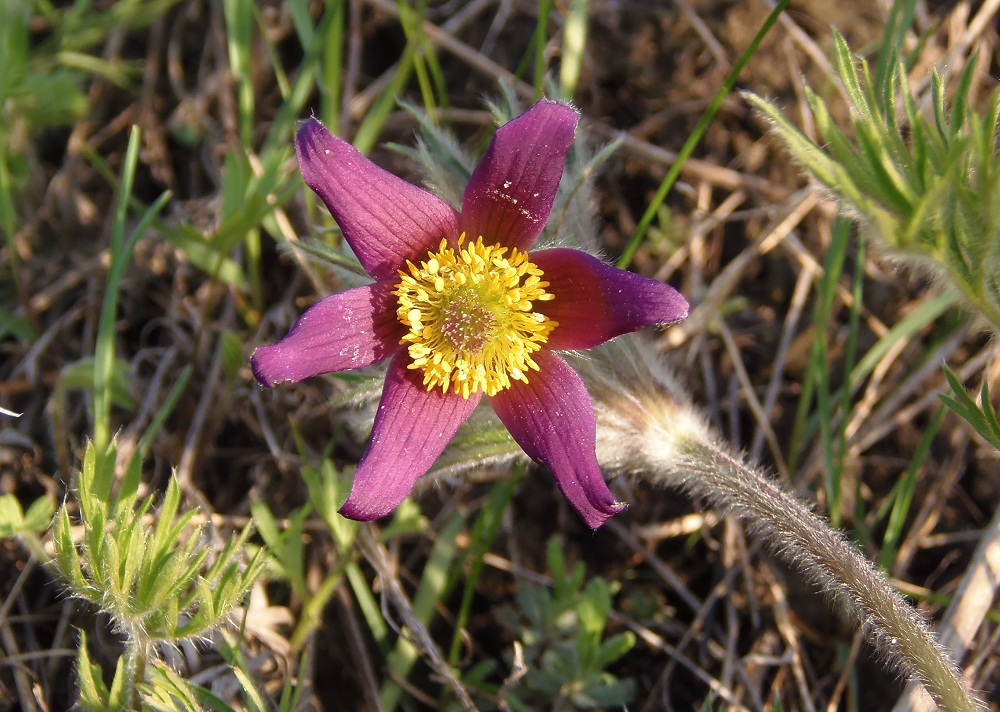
(0, 0), (998, 710)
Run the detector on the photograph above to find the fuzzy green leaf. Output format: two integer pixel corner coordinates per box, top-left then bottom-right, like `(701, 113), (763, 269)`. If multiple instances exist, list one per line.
(749, 32), (1000, 331)
(53, 508), (92, 596)
(142, 661), (235, 711)
(939, 365), (1000, 451)
(597, 632), (636, 668)
(75, 632), (112, 711)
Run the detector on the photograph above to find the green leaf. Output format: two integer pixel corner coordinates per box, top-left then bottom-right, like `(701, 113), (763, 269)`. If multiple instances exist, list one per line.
(142, 661), (236, 712)
(301, 459), (351, 542)
(939, 365), (1000, 451)
(575, 677), (635, 708)
(109, 449), (142, 518)
(578, 578), (611, 638)
(252, 501), (308, 599)
(0, 495), (25, 537)
(879, 407), (946, 569)
(0, 493), (50, 552)
(105, 654), (128, 710)
(53, 508), (90, 595)
(850, 292), (958, 388)
(55, 358), (137, 413)
(116, 513), (148, 607)
(160, 224), (247, 288)
(597, 632), (636, 667)
(379, 497), (428, 539)
(0, 304), (36, 341)
(75, 632), (112, 711)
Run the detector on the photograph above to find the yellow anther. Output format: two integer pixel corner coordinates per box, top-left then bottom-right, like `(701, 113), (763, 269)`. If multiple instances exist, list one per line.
(393, 234), (557, 398)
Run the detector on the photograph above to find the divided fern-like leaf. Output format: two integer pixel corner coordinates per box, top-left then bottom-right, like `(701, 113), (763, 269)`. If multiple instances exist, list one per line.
(747, 29), (1000, 331)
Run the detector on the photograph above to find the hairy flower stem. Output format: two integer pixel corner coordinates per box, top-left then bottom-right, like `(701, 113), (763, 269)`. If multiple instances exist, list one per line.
(122, 625), (148, 711)
(648, 437), (980, 712)
(578, 338), (980, 710)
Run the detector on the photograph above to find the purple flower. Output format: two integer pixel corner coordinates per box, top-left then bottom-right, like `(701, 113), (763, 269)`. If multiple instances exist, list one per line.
(252, 99), (688, 528)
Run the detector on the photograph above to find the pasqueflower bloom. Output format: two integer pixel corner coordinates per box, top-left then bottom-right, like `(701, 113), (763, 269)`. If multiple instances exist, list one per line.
(253, 99), (688, 528)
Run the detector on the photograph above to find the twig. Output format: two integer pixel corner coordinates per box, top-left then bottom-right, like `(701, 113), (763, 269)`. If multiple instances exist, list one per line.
(892, 502), (1000, 712)
(357, 527), (477, 711)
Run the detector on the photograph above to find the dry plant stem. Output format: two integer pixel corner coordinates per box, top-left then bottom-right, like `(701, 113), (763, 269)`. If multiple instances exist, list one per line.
(356, 528), (475, 711)
(893, 501), (1000, 712)
(650, 438), (981, 712)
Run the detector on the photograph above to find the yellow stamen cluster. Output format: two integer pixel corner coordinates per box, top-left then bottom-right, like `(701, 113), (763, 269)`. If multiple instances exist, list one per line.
(394, 235), (556, 398)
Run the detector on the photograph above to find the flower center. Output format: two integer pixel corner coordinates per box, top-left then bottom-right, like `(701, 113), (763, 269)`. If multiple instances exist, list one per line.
(394, 235), (556, 398)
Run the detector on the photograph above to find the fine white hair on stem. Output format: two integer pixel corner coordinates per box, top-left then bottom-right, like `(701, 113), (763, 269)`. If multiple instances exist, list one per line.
(368, 97), (981, 709)
(576, 336), (983, 712)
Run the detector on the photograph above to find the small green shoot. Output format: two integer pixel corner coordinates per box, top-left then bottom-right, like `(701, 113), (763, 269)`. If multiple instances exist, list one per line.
(93, 125), (171, 457)
(939, 365), (1000, 452)
(53, 440), (265, 710)
(747, 30), (1000, 331)
(0, 493), (53, 560)
(495, 538), (636, 711)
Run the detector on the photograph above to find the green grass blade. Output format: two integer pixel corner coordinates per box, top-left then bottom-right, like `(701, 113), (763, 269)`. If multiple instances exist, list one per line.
(94, 126), (171, 457)
(532, 0), (553, 100)
(848, 291), (957, 389)
(618, 0), (791, 268)
(446, 465), (523, 668)
(319, 1), (346, 131)
(222, 0), (255, 147)
(814, 219), (851, 527)
(879, 407), (945, 570)
(559, 0), (588, 100)
(382, 513), (466, 712)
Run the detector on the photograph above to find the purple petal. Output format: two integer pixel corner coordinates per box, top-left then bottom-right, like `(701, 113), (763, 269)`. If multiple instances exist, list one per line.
(339, 352), (482, 521)
(532, 249), (689, 350)
(252, 279), (402, 387)
(460, 99), (578, 251)
(489, 351), (624, 529)
(296, 118), (460, 280)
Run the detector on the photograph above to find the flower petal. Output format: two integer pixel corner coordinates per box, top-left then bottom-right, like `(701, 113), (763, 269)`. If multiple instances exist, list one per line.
(339, 352), (482, 521)
(460, 99), (578, 251)
(489, 351), (624, 529)
(296, 118), (460, 280)
(252, 279), (402, 387)
(533, 249), (689, 350)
